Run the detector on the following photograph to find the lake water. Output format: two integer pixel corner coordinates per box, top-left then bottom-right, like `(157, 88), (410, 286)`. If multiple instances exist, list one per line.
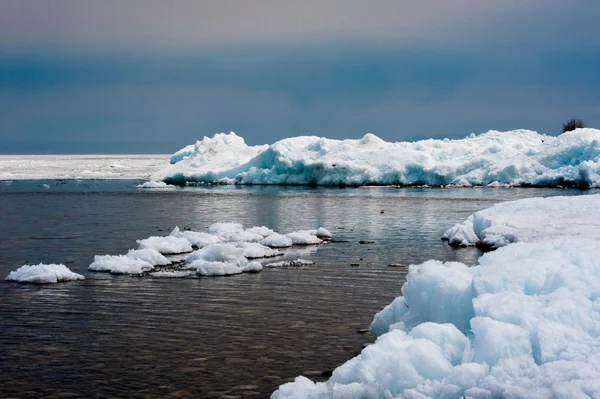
(0, 181), (587, 398)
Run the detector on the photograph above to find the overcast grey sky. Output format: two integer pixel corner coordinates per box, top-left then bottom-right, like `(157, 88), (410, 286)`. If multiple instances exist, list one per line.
(1, 0), (599, 153)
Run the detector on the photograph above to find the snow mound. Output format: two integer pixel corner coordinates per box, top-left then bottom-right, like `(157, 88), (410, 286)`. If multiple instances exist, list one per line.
(151, 129), (600, 187)
(442, 194), (600, 248)
(273, 194), (600, 398)
(6, 263), (84, 284)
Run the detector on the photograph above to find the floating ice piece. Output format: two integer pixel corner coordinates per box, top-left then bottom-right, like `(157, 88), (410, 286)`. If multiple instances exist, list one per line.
(207, 222), (265, 242)
(235, 242), (281, 259)
(89, 254), (154, 274)
(137, 235), (193, 254)
(6, 263), (84, 284)
(152, 129), (600, 187)
(442, 194), (600, 248)
(286, 230), (322, 245)
(186, 243), (263, 276)
(170, 226), (222, 248)
(136, 181), (174, 188)
(265, 259), (315, 267)
(126, 248), (171, 266)
(194, 259), (263, 276)
(315, 227), (332, 238)
(262, 233), (293, 248)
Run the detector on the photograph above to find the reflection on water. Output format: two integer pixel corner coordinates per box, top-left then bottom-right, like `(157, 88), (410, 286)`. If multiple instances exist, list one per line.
(0, 182), (590, 397)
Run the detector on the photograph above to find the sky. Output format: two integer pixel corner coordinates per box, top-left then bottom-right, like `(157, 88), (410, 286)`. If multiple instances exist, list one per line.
(1, 0), (600, 154)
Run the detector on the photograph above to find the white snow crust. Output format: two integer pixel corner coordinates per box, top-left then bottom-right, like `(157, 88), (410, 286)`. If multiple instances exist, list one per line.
(273, 194), (600, 399)
(150, 129), (600, 187)
(6, 263), (84, 284)
(88, 224), (330, 277)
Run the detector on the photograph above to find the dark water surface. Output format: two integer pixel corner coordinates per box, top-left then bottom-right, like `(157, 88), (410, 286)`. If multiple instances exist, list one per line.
(0, 181), (588, 398)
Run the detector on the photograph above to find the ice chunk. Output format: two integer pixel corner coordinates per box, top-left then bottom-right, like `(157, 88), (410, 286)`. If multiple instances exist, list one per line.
(6, 263), (84, 284)
(137, 235), (193, 254)
(262, 233), (293, 248)
(136, 181), (174, 188)
(286, 230), (322, 245)
(235, 242), (281, 259)
(89, 255), (154, 274)
(315, 227), (332, 238)
(186, 243), (263, 276)
(170, 226), (222, 248)
(126, 248), (171, 266)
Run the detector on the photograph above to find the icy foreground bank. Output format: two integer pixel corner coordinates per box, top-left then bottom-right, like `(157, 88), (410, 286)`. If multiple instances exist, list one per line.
(6, 264), (84, 284)
(88, 223), (331, 277)
(150, 129), (600, 187)
(273, 194), (600, 398)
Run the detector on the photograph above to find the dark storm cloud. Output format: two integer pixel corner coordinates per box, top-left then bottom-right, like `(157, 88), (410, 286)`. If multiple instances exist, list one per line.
(0, 1), (599, 153)
(1, 0), (599, 52)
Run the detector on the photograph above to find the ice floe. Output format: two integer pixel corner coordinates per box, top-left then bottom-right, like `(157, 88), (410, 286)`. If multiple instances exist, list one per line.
(273, 194), (600, 398)
(6, 263), (84, 284)
(87, 223), (330, 277)
(149, 129), (600, 187)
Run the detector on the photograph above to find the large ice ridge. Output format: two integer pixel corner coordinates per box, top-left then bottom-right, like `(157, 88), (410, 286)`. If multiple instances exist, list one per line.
(150, 129), (600, 187)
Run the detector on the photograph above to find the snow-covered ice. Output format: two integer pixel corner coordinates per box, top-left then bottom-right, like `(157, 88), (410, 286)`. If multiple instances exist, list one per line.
(87, 224), (330, 278)
(0, 154), (169, 180)
(6, 263), (84, 284)
(273, 194), (600, 399)
(442, 193), (600, 248)
(149, 129), (600, 187)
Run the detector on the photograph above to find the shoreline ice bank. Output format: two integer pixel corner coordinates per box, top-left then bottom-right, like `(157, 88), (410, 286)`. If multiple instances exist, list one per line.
(273, 194), (600, 398)
(149, 129), (600, 187)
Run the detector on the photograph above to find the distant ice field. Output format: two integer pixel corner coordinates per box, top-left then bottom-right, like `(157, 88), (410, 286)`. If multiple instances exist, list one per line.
(0, 154), (170, 180)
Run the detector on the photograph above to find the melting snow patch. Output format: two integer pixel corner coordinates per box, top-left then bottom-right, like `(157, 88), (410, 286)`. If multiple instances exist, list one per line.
(6, 263), (84, 284)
